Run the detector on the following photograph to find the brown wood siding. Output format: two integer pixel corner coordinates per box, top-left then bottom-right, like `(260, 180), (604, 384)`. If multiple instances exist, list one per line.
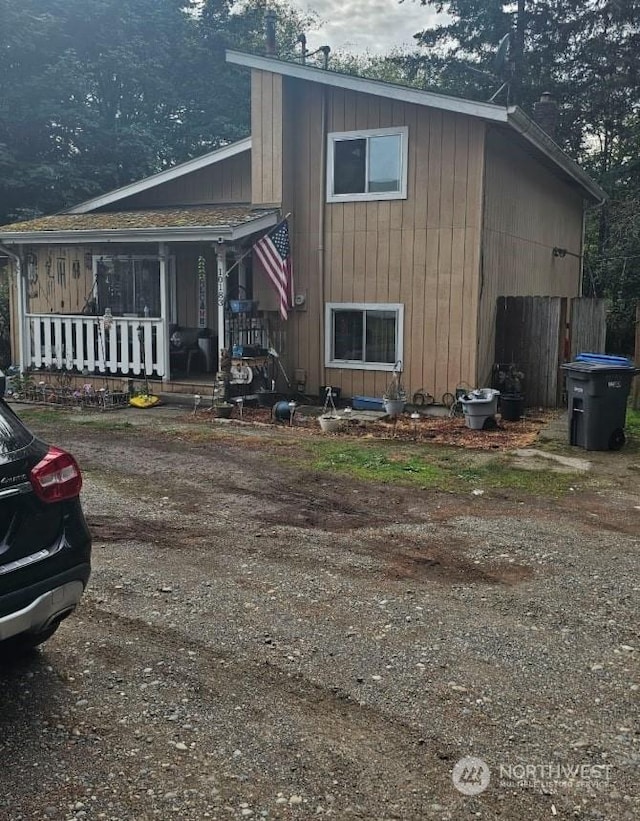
(477, 128), (584, 385)
(273, 78), (485, 402)
(251, 70), (283, 207)
(109, 151), (252, 209)
(24, 247), (95, 317)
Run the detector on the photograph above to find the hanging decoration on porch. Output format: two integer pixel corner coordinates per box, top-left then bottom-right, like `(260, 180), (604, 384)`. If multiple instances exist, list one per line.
(26, 252), (39, 299)
(197, 255), (207, 329)
(46, 255), (54, 299)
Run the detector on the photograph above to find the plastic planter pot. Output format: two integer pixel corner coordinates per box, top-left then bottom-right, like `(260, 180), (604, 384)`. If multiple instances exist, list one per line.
(383, 398), (406, 418)
(459, 389), (500, 430)
(212, 403), (233, 418)
(500, 394), (524, 422)
(318, 414), (342, 433)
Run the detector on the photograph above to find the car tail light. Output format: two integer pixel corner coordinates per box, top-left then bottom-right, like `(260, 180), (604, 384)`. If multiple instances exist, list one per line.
(30, 446), (83, 502)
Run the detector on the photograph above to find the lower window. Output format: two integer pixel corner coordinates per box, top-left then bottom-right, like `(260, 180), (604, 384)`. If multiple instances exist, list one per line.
(325, 303), (404, 370)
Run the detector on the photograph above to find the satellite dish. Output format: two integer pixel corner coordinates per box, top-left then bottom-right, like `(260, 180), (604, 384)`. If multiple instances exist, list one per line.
(493, 33), (511, 75)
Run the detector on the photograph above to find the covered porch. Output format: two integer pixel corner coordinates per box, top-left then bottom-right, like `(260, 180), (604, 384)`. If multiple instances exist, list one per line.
(0, 205), (283, 384)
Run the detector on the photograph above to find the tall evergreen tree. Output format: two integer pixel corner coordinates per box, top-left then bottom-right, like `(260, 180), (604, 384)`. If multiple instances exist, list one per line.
(0, 0), (311, 223)
(406, 0), (640, 351)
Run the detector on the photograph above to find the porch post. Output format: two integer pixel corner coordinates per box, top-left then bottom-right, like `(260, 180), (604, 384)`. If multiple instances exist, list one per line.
(159, 242), (170, 383)
(238, 256), (247, 296)
(215, 243), (227, 372)
(3, 244), (27, 372)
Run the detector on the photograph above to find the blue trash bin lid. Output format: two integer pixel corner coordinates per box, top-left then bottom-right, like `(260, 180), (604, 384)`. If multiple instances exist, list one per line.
(575, 353), (633, 367)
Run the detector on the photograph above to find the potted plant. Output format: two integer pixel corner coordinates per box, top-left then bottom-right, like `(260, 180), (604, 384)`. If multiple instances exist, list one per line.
(495, 363), (524, 421)
(210, 369), (233, 418)
(318, 386), (343, 433)
(211, 399), (234, 418)
(382, 361), (407, 417)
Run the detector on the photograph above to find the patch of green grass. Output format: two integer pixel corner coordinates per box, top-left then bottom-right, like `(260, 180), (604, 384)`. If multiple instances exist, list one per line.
(74, 417), (136, 432)
(13, 407), (69, 425)
(455, 459), (580, 494)
(12, 405), (135, 432)
(626, 407), (640, 451)
(303, 439), (582, 496)
(312, 442), (447, 487)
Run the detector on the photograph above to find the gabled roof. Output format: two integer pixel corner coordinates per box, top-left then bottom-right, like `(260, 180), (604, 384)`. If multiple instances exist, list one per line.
(226, 50), (606, 204)
(228, 50), (510, 123)
(0, 205), (278, 244)
(66, 137), (252, 215)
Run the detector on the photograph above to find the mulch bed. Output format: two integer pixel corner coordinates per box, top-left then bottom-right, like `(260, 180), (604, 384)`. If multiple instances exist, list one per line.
(191, 404), (555, 451)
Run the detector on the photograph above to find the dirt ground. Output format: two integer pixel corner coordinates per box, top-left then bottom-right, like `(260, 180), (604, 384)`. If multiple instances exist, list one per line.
(0, 407), (638, 821)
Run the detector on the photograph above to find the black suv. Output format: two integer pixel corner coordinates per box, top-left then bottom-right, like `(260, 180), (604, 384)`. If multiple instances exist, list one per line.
(0, 375), (91, 654)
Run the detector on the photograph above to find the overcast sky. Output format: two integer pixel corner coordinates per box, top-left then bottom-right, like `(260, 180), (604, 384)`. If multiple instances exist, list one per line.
(294, 0), (442, 55)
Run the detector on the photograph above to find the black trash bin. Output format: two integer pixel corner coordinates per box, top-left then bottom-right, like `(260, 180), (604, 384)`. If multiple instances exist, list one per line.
(561, 354), (639, 451)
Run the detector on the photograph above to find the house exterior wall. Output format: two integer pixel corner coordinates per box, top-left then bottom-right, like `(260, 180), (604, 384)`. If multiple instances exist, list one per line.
(269, 75), (486, 402)
(477, 128), (584, 385)
(105, 151), (252, 209)
(251, 70), (283, 207)
(22, 246), (95, 317)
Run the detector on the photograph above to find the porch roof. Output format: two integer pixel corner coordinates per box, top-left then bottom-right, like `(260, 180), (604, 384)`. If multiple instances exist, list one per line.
(0, 204), (279, 245)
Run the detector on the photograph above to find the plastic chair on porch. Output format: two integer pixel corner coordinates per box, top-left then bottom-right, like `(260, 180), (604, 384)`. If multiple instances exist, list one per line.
(169, 324), (203, 376)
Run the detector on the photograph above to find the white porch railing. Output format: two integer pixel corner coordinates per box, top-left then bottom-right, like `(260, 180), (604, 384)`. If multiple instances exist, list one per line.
(25, 314), (167, 377)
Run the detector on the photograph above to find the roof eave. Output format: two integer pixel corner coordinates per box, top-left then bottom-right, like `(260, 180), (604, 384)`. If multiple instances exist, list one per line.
(66, 137), (253, 215)
(507, 108), (607, 204)
(0, 211), (279, 246)
(226, 50), (509, 123)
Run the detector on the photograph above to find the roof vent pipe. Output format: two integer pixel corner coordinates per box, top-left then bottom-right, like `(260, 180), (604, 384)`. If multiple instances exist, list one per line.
(319, 45), (331, 70)
(297, 33), (307, 64)
(533, 92), (559, 140)
(265, 8), (277, 56)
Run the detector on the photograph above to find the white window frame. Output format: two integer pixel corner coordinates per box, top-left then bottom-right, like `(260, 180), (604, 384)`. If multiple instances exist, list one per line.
(325, 302), (404, 371)
(326, 126), (409, 203)
(92, 254), (174, 319)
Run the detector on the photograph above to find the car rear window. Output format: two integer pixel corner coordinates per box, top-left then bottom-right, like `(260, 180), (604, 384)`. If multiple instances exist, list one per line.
(0, 400), (34, 454)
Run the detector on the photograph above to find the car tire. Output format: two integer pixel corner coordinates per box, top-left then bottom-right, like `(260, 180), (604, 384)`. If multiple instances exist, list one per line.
(0, 623), (60, 658)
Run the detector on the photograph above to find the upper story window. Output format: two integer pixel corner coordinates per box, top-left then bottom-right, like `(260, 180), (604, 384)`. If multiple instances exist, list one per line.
(327, 126), (408, 203)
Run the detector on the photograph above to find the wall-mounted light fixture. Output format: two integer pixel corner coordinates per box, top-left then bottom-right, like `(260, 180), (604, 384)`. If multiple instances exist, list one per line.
(553, 246), (582, 260)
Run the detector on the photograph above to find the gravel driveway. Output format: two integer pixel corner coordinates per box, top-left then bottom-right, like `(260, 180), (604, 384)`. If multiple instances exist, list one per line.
(0, 408), (637, 821)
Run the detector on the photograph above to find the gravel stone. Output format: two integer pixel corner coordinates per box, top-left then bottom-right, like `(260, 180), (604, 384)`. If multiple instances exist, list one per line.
(0, 408), (638, 820)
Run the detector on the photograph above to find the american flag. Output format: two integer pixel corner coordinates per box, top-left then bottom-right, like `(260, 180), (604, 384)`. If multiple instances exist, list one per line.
(252, 219), (293, 320)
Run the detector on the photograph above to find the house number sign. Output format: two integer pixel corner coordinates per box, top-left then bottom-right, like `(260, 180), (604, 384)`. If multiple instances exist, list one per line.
(217, 266), (226, 307)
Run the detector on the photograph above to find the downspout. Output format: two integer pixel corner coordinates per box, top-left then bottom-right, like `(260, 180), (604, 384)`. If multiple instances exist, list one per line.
(579, 203), (587, 296)
(0, 244), (25, 373)
(318, 87), (327, 389)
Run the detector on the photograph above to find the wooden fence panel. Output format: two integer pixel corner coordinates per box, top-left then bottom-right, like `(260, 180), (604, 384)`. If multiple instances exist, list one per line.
(496, 296), (608, 407)
(569, 297), (607, 360)
(495, 296), (563, 407)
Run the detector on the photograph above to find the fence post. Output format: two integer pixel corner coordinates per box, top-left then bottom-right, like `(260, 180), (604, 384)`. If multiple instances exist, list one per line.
(633, 303), (640, 411)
